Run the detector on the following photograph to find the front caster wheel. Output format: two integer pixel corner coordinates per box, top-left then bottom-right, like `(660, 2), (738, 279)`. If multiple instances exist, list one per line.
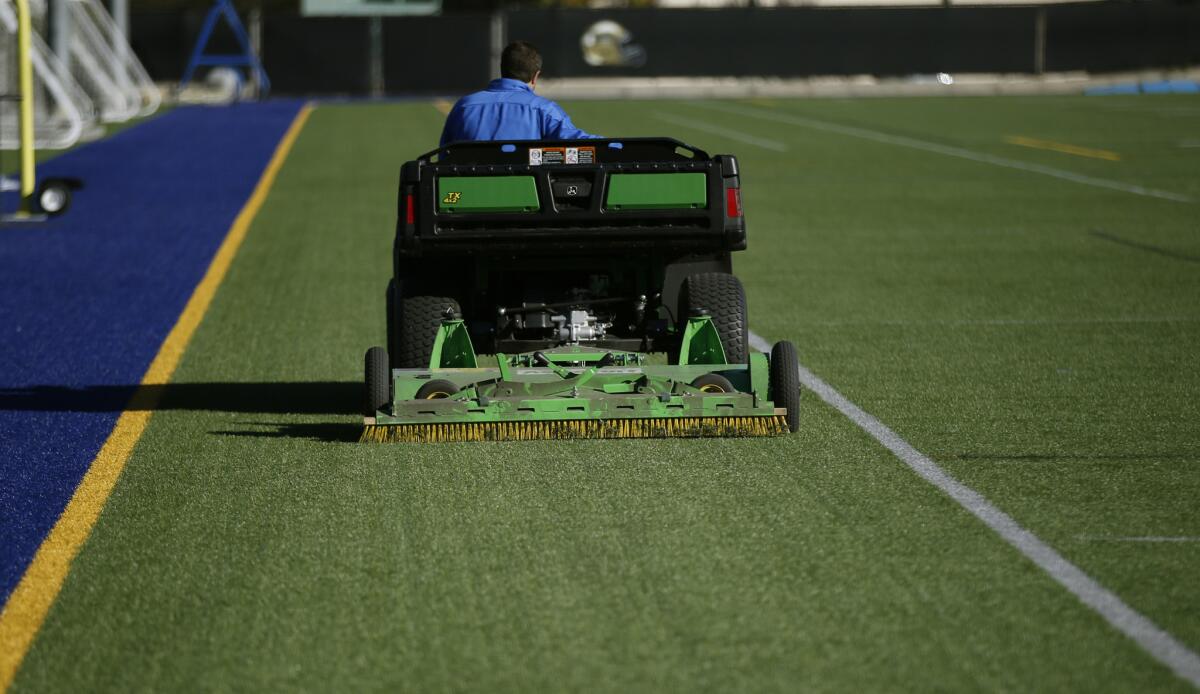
(415, 379), (460, 400)
(691, 373), (736, 393)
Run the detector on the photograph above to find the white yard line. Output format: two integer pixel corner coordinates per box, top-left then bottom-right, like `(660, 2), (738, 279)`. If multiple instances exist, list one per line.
(697, 102), (1193, 204)
(747, 330), (1200, 688)
(652, 112), (789, 152)
(1078, 536), (1200, 543)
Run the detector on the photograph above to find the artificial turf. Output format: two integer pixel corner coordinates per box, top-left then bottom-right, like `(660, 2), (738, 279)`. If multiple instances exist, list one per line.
(9, 95), (1200, 691)
(0, 101), (303, 604)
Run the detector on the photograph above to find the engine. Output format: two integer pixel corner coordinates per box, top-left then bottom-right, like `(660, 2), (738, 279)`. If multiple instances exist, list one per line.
(550, 309), (609, 343)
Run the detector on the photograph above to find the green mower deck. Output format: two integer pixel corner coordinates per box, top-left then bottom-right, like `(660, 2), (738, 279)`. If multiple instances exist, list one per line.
(363, 317), (797, 442)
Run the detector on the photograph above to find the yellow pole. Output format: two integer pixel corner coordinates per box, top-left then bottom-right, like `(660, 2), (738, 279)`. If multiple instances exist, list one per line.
(15, 0), (36, 215)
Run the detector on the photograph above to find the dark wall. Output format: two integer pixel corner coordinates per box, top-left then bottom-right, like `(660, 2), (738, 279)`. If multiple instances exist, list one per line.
(381, 14), (491, 92)
(132, 12), (492, 94)
(263, 17), (372, 93)
(132, 9), (246, 80)
(130, 1), (1200, 96)
(1045, 1), (1200, 72)
(510, 7), (1039, 78)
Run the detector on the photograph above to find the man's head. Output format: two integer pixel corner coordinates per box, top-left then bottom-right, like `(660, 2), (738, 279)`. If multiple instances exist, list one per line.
(501, 41), (543, 85)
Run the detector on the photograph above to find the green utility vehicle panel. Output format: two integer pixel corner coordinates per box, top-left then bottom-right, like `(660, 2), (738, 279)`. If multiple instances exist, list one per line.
(438, 176), (540, 213)
(605, 173), (707, 211)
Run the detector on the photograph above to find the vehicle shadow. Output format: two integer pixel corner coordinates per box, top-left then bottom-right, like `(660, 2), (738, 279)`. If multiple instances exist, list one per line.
(0, 381), (361, 416)
(0, 381), (365, 443)
(211, 421), (364, 443)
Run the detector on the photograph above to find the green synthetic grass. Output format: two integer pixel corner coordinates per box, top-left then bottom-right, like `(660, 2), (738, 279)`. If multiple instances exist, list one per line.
(14, 95), (1200, 692)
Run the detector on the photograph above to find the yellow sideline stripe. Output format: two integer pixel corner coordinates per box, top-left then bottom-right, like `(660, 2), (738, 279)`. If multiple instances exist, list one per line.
(1005, 134), (1121, 161)
(433, 98), (453, 115)
(0, 102), (314, 692)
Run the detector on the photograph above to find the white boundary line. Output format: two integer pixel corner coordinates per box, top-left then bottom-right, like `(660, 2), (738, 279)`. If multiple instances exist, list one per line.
(652, 112), (789, 152)
(747, 330), (1200, 688)
(697, 102), (1193, 204)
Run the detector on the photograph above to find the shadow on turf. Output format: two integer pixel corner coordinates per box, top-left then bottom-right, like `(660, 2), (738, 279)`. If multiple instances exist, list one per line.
(212, 422), (363, 443)
(1089, 229), (1200, 263)
(0, 382), (361, 416)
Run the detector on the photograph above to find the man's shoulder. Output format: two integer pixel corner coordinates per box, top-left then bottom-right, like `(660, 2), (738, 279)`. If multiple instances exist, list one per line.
(509, 92), (566, 121)
(527, 93), (565, 113)
(456, 85), (563, 114)
(454, 88), (496, 107)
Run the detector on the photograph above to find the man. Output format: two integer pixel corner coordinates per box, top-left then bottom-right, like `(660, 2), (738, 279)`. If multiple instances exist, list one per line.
(440, 41), (600, 146)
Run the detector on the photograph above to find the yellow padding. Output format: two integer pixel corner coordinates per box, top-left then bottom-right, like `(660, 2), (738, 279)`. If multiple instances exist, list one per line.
(361, 416), (789, 443)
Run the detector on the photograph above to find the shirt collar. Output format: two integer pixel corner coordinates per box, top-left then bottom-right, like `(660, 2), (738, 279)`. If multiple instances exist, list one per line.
(488, 78), (533, 93)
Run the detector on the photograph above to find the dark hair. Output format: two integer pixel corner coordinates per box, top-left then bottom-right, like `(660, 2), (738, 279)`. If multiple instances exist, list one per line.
(500, 41), (543, 83)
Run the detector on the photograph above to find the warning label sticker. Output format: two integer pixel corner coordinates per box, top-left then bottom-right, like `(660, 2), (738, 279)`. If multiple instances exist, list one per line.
(572, 147), (596, 164)
(529, 146), (596, 166)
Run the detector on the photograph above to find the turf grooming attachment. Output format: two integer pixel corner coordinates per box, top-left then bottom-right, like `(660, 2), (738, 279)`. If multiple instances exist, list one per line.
(361, 415), (789, 443)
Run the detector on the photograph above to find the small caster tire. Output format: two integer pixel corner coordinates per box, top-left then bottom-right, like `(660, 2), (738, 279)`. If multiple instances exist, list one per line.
(769, 341), (801, 433)
(691, 373), (737, 393)
(415, 379), (460, 400)
(365, 346), (391, 416)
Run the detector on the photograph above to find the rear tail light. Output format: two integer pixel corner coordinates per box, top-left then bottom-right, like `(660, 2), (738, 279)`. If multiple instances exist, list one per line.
(405, 193), (414, 225)
(725, 187), (742, 218)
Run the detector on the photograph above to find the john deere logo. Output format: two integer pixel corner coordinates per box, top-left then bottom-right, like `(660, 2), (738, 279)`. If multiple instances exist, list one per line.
(442, 192), (462, 204)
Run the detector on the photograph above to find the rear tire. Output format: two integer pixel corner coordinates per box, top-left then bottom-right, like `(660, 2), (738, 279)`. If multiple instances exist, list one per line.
(398, 295), (461, 368)
(769, 341), (801, 433)
(365, 346), (391, 417)
(681, 273), (747, 364)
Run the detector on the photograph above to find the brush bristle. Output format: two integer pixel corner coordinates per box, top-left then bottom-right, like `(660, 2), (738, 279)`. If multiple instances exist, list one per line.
(361, 416), (789, 443)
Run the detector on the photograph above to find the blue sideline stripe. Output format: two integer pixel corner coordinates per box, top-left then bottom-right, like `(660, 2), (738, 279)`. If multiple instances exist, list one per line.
(0, 100), (305, 604)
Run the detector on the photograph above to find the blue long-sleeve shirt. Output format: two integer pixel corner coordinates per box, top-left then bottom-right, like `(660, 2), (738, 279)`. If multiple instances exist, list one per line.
(440, 78), (601, 146)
